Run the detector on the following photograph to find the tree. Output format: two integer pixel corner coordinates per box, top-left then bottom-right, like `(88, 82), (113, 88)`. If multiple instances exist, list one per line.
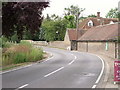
(106, 8), (119, 18)
(64, 15), (75, 28)
(41, 16), (67, 41)
(11, 31), (19, 43)
(88, 14), (97, 17)
(22, 26), (32, 40)
(64, 5), (85, 28)
(2, 2), (49, 40)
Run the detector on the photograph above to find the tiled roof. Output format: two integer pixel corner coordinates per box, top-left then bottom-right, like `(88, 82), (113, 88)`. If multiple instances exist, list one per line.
(78, 23), (118, 41)
(68, 29), (87, 40)
(78, 17), (118, 30)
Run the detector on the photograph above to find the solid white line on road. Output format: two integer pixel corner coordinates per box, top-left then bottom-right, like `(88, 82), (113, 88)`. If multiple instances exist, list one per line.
(92, 85), (97, 88)
(71, 51), (105, 88)
(44, 67), (64, 77)
(68, 60), (75, 65)
(1, 52), (53, 75)
(95, 55), (105, 84)
(17, 84), (28, 89)
(1, 64), (34, 75)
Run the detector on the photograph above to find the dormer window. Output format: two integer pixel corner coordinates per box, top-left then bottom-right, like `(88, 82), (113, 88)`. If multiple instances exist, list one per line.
(88, 20), (93, 27)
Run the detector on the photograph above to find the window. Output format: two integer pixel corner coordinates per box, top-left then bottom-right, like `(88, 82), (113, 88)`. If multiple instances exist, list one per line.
(88, 20), (93, 27)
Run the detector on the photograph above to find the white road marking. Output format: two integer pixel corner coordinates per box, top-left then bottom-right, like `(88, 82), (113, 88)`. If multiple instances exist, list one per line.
(1, 52), (53, 74)
(68, 60), (75, 65)
(1, 64), (34, 75)
(44, 67), (64, 77)
(18, 84), (28, 89)
(74, 56), (77, 59)
(71, 51), (105, 88)
(92, 85), (97, 88)
(95, 55), (105, 84)
(68, 53), (77, 65)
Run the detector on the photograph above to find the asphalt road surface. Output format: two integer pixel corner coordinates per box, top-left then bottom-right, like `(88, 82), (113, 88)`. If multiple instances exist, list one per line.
(2, 46), (104, 89)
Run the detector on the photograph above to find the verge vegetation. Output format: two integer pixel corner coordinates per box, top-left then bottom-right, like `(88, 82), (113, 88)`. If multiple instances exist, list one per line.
(1, 37), (43, 70)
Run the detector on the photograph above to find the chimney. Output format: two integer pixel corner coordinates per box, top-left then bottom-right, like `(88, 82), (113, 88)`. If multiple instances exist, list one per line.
(97, 12), (100, 18)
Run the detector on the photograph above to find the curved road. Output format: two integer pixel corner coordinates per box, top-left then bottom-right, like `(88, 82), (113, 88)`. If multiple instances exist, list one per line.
(2, 46), (104, 89)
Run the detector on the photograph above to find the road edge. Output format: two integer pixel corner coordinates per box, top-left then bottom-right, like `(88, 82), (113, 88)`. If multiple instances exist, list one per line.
(0, 51), (53, 75)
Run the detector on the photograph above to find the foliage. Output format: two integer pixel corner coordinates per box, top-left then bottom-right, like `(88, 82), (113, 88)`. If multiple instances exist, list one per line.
(64, 5), (85, 28)
(39, 28), (45, 41)
(2, 2), (49, 40)
(106, 8), (119, 18)
(41, 16), (67, 41)
(20, 40), (32, 48)
(10, 31), (19, 43)
(64, 15), (76, 28)
(2, 41), (43, 65)
(88, 14), (97, 17)
(1, 36), (14, 48)
(22, 26), (32, 40)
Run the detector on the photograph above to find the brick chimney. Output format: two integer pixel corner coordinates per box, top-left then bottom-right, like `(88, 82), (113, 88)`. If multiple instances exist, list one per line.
(97, 12), (100, 18)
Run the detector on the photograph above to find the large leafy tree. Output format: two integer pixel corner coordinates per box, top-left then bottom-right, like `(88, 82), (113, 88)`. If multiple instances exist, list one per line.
(64, 5), (85, 28)
(41, 15), (67, 41)
(2, 2), (49, 40)
(106, 8), (119, 18)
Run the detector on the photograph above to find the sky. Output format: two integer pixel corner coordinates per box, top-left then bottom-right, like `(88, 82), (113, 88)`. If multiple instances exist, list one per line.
(43, 0), (120, 18)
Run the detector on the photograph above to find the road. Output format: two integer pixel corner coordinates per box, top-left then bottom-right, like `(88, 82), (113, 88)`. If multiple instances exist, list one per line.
(2, 46), (105, 89)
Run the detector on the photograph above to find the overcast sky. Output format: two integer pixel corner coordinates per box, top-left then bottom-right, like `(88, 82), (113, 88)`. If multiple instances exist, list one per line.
(43, 0), (120, 18)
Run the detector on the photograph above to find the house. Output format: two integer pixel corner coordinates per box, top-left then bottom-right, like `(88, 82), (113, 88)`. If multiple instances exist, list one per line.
(64, 29), (86, 50)
(77, 23), (119, 58)
(64, 12), (119, 51)
(79, 12), (118, 30)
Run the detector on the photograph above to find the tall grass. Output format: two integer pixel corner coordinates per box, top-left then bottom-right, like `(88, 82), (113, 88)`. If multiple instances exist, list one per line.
(2, 41), (43, 66)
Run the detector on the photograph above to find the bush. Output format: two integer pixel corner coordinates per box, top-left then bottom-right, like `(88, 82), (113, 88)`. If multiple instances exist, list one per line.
(20, 40), (32, 48)
(14, 52), (27, 64)
(11, 32), (19, 43)
(28, 48), (43, 62)
(1, 36), (15, 48)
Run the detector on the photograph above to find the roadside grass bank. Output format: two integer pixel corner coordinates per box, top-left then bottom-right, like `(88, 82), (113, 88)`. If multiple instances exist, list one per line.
(1, 40), (46, 71)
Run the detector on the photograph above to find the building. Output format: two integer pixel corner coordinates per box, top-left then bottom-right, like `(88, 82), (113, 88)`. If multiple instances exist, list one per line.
(77, 23), (118, 58)
(79, 12), (118, 30)
(64, 12), (119, 51)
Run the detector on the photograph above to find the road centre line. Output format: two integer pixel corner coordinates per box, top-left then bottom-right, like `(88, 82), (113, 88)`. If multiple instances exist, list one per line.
(44, 67), (64, 77)
(71, 53), (77, 59)
(67, 53), (77, 65)
(15, 84), (28, 90)
(68, 60), (75, 65)
(74, 56), (77, 59)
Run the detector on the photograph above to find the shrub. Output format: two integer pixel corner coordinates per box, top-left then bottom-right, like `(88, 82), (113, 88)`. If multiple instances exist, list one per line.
(20, 40), (32, 48)
(1, 36), (15, 48)
(11, 31), (19, 43)
(28, 48), (43, 62)
(14, 52), (27, 64)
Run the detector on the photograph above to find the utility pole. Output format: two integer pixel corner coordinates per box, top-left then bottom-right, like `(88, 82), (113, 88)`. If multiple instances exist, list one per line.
(76, 9), (79, 50)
